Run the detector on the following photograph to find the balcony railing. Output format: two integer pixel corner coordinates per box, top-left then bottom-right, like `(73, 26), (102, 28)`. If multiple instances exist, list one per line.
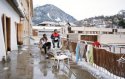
(61, 37), (125, 78)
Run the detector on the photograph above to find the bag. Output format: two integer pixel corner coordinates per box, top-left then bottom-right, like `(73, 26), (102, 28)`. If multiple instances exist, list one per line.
(54, 37), (58, 41)
(55, 37), (58, 40)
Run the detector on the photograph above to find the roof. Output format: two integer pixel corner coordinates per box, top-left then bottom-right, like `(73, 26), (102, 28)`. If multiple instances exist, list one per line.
(7, 0), (24, 17)
(38, 21), (76, 26)
(32, 26), (62, 30)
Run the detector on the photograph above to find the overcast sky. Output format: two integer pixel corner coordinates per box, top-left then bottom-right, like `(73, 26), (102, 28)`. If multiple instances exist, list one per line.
(33, 0), (125, 20)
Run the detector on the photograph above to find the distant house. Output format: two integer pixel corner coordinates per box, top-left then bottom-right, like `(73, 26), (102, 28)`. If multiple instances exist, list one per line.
(38, 21), (61, 26)
(37, 21), (76, 27)
(70, 27), (125, 34)
(92, 19), (106, 27)
(32, 21), (76, 44)
(32, 26), (62, 37)
(0, 0), (33, 61)
(67, 27), (125, 45)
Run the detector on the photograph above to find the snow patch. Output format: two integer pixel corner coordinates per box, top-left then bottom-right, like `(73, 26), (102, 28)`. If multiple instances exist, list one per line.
(55, 17), (61, 21)
(47, 13), (52, 19)
(71, 55), (124, 79)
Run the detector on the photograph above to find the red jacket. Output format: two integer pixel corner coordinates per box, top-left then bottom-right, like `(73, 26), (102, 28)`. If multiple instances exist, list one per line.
(52, 33), (59, 37)
(92, 41), (101, 47)
(51, 33), (60, 39)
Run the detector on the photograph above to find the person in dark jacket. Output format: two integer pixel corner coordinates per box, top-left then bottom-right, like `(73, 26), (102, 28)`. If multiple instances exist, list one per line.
(39, 34), (51, 54)
(51, 29), (60, 48)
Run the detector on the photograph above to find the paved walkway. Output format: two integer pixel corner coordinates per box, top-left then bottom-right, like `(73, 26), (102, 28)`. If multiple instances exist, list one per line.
(0, 45), (96, 79)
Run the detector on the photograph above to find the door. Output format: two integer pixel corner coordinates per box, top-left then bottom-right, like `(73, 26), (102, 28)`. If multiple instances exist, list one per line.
(2, 14), (11, 54)
(17, 23), (23, 45)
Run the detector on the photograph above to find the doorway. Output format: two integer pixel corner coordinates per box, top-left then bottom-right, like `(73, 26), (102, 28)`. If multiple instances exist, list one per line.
(17, 23), (23, 45)
(2, 14), (11, 54)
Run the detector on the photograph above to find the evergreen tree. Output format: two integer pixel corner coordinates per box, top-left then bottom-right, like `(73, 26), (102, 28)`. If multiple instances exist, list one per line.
(118, 19), (125, 28)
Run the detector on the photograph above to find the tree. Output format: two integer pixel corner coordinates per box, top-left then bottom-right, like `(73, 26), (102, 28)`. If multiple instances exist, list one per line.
(118, 20), (125, 28)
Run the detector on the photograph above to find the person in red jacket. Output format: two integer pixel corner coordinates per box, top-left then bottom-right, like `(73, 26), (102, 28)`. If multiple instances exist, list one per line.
(51, 29), (60, 48)
(92, 40), (101, 48)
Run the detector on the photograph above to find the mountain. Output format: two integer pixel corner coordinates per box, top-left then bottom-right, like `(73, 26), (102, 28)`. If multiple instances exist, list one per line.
(74, 10), (125, 28)
(32, 4), (77, 25)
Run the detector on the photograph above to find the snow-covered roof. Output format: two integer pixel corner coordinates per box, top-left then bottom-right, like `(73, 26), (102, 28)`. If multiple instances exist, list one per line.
(38, 21), (76, 26)
(32, 26), (62, 30)
(38, 21), (59, 25)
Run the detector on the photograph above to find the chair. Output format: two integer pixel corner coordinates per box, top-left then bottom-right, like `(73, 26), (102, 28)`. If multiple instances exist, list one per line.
(51, 48), (70, 69)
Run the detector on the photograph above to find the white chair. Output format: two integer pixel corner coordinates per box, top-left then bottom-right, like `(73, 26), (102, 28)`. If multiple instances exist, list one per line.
(54, 54), (70, 69)
(51, 49), (70, 69)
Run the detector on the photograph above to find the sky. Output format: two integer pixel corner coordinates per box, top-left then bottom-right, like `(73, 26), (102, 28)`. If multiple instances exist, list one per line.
(33, 0), (125, 20)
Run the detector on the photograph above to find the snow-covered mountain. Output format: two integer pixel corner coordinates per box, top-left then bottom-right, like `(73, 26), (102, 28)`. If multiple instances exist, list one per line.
(74, 10), (125, 28)
(32, 4), (77, 25)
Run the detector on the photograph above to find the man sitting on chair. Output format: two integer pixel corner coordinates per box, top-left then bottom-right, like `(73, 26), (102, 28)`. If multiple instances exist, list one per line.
(39, 34), (51, 55)
(51, 29), (60, 48)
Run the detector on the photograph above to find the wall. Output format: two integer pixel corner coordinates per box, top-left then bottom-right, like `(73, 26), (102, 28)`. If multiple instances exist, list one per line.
(32, 26), (62, 37)
(68, 33), (79, 41)
(71, 27), (112, 32)
(18, 0), (33, 45)
(0, 0), (20, 61)
(98, 34), (125, 44)
(68, 33), (125, 45)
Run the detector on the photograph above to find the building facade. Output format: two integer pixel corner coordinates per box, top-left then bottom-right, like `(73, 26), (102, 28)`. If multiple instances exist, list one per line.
(0, 0), (33, 61)
(68, 27), (125, 45)
(32, 26), (62, 45)
(70, 27), (125, 34)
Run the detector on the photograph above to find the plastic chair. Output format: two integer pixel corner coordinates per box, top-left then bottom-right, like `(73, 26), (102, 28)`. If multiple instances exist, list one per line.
(51, 49), (70, 69)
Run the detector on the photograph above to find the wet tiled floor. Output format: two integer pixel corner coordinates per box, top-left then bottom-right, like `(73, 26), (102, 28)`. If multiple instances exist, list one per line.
(0, 45), (96, 79)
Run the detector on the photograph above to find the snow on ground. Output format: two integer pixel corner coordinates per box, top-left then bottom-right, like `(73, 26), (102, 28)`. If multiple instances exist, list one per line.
(72, 55), (125, 79)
